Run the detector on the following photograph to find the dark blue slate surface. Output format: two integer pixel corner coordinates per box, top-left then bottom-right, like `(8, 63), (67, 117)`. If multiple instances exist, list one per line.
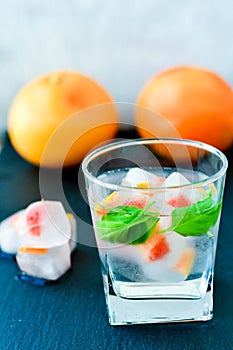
(0, 133), (233, 350)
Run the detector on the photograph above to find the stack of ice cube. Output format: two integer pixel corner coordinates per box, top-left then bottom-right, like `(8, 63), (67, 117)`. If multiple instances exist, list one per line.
(117, 168), (199, 282)
(0, 200), (78, 281)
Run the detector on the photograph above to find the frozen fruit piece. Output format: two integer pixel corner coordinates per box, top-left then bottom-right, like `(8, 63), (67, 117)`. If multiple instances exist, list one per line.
(94, 203), (108, 216)
(105, 191), (119, 203)
(137, 224), (170, 262)
(94, 192), (122, 216)
(26, 209), (41, 236)
(135, 183), (156, 197)
(148, 235), (170, 261)
(95, 191), (148, 217)
(136, 182), (150, 188)
(210, 183), (217, 195)
(18, 246), (48, 255)
(0, 210), (24, 254)
(174, 248), (195, 276)
(21, 201), (71, 248)
(167, 194), (192, 208)
(126, 197), (147, 208)
(122, 168), (165, 188)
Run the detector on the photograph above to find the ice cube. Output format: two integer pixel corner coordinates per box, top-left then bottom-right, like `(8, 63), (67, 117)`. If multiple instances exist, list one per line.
(139, 230), (188, 283)
(109, 257), (142, 282)
(165, 231), (187, 265)
(163, 172), (202, 205)
(121, 168), (164, 188)
(20, 201), (71, 248)
(159, 216), (172, 230)
(141, 260), (185, 282)
(107, 243), (140, 263)
(0, 210), (24, 254)
(120, 168), (164, 207)
(67, 213), (77, 252)
(143, 172), (191, 213)
(16, 242), (71, 280)
(137, 214), (190, 282)
(165, 172), (190, 187)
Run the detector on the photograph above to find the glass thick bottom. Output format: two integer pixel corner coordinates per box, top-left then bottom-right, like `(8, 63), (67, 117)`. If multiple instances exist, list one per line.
(102, 273), (213, 326)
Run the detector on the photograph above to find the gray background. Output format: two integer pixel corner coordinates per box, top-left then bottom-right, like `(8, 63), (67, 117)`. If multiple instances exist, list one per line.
(0, 0), (232, 130)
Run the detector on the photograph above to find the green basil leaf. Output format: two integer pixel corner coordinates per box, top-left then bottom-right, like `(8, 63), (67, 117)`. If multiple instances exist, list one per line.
(162, 191), (222, 237)
(96, 203), (159, 245)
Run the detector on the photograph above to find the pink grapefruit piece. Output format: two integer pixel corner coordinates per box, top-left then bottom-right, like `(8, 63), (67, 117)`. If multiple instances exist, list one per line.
(137, 224), (170, 262)
(22, 201), (71, 248)
(126, 197), (147, 208)
(26, 208), (41, 236)
(167, 194), (192, 208)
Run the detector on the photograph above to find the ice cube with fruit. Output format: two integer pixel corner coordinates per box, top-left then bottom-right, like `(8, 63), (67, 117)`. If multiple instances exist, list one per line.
(0, 204), (77, 259)
(16, 200), (72, 281)
(0, 200), (78, 283)
(0, 210), (24, 256)
(92, 167), (222, 284)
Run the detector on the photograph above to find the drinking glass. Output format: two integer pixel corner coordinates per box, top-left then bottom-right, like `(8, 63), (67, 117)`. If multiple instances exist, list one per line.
(82, 138), (227, 325)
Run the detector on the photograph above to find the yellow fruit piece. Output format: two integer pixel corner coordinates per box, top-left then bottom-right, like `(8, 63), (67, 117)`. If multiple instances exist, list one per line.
(105, 191), (118, 203)
(136, 182), (149, 188)
(198, 184), (217, 197)
(210, 183), (217, 195)
(136, 182), (156, 197)
(66, 213), (74, 220)
(198, 188), (207, 196)
(94, 191), (120, 216)
(174, 248), (195, 276)
(94, 203), (108, 216)
(18, 246), (48, 255)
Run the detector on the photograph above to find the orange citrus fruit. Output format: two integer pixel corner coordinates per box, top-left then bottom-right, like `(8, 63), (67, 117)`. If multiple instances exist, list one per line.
(8, 71), (119, 167)
(135, 66), (233, 151)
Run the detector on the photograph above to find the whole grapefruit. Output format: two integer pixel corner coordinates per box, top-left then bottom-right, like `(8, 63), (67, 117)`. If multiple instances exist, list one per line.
(135, 66), (233, 151)
(8, 71), (119, 167)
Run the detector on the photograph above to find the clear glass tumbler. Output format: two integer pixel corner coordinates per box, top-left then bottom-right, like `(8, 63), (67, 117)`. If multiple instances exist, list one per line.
(82, 138), (228, 325)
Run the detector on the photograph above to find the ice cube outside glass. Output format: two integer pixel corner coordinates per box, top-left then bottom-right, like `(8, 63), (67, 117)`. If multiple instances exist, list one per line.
(82, 138), (228, 326)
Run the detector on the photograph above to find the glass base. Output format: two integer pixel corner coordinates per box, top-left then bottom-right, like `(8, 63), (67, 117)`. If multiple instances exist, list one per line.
(102, 273), (213, 326)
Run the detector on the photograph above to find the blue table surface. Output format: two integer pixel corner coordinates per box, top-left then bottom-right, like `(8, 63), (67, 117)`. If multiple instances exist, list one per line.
(0, 132), (233, 350)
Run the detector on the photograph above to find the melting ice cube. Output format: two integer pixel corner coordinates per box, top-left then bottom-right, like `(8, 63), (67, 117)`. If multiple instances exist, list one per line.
(121, 167), (165, 188)
(20, 201), (71, 248)
(140, 230), (190, 283)
(165, 172), (190, 187)
(137, 214), (192, 282)
(0, 210), (24, 254)
(0, 200), (75, 281)
(16, 242), (71, 280)
(16, 201), (73, 281)
(120, 167), (165, 206)
(153, 172), (202, 212)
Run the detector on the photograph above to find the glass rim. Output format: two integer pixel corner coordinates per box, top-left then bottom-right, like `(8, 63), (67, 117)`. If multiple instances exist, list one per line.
(82, 138), (228, 191)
